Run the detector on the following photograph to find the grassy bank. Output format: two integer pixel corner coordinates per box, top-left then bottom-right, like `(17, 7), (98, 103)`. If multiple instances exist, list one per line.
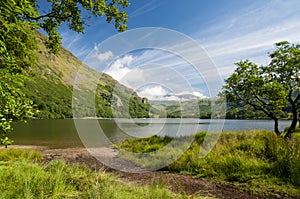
(0, 148), (211, 199)
(117, 130), (300, 198)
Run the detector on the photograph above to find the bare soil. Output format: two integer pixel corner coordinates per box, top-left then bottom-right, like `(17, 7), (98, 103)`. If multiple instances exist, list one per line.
(12, 145), (299, 199)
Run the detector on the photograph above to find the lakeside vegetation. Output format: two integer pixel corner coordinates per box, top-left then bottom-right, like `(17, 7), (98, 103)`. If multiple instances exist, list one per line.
(117, 130), (300, 198)
(1, 131), (299, 198)
(0, 1), (299, 198)
(0, 148), (212, 199)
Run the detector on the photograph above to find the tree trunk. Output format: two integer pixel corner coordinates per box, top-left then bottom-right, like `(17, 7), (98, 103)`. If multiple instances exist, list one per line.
(285, 101), (298, 138)
(273, 117), (280, 136)
(298, 112), (300, 127)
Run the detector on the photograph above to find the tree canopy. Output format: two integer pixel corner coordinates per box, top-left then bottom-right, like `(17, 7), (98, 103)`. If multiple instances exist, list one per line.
(222, 60), (287, 135)
(0, 74), (35, 147)
(222, 41), (300, 138)
(268, 41), (300, 137)
(0, 0), (130, 147)
(1, 0), (129, 58)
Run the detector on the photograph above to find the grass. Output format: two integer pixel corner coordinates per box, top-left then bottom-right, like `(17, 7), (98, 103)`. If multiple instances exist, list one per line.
(116, 130), (300, 198)
(0, 148), (212, 199)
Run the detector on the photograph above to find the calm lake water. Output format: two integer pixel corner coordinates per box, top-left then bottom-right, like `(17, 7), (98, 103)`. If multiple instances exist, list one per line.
(11, 119), (292, 148)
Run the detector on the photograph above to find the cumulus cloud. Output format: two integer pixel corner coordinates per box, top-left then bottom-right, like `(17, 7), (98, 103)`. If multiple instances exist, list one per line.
(104, 55), (133, 81)
(101, 48), (213, 100)
(137, 85), (208, 101)
(176, 91), (208, 99)
(137, 86), (168, 100)
(96, 51), (113, 62)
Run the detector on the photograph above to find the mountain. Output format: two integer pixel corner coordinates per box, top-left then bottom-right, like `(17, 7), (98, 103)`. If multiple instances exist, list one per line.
(149, 99), (212, 118)
(151, 98), (289, 119)
(23, 32), (150, 119)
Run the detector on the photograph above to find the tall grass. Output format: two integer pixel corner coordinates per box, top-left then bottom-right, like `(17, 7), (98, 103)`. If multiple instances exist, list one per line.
(0, 148), (43, 161)
(0, 149), (209, 199)
(117, 130), (300, 197)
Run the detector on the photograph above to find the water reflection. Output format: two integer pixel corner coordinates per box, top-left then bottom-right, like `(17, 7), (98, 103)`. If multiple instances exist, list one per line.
(11, 119), (291, 148)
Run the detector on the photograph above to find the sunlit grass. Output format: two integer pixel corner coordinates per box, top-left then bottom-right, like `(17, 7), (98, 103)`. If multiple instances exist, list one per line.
(0, 149), (211, 199)
(0, 148), (43, 161)
(117, 130), (300, 197)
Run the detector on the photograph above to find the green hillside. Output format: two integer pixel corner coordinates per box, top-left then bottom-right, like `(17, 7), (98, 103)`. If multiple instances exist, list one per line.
(151, 99), (291, 119)
(150, 99), (212, 118)
(24, 32), (150, 119)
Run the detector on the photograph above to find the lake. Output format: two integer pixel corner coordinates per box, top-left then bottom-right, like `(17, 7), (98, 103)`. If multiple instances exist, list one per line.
(11, 119), (292, 148)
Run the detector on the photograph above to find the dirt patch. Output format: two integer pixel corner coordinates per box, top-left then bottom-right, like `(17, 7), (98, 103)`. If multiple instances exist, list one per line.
(116, 171), (265, 199)
(11, 145), (299, 199)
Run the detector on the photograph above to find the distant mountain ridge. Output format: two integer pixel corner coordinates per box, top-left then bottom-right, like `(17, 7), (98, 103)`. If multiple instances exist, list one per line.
(150, 99), (212, 118)
(23, 32), (150, 119)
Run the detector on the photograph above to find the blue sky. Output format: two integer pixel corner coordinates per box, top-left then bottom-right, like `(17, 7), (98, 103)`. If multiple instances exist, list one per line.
(48, 0), (300, 100)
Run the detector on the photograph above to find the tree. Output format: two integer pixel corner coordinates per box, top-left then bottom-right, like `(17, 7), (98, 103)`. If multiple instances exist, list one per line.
(222, 42), (300, 138)
(0, 0), (130, 147)
(268, 41), (300, 138)
(222, 60), (287, 136)
(1, 0), (129, 55)
(0, 73), (35, 148)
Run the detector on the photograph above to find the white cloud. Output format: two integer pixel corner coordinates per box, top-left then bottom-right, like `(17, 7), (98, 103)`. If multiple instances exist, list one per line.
(195, 1), (300, 78)
(172, 91), (208, 100)
(179, 91), (208, 99)
(96, 51), (113, 62)
(104, 55), (133, 81)
(137, 86), (168, 100)
(137, 85), (207, 101)
(102, 47), (217, 98)
(130, 0), (162, 18)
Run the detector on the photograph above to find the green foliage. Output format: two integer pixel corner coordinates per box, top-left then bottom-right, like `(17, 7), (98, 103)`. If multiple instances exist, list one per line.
(0, 149), (203, 199)
(118, 131), (300, 197)
(268, 41), (300, 137)
(269, 41), (300, 92)
(222, 42), (300, 136)
(95, 82), (151, 118)
(0, 72), (35, 147)
(0, 0), (38, 72)
(0, 137), (13, 148)
(223, 60), (286, 117)
(225, 102), (290, 119)
(0, 0), (38, 143)
(129, 96), (151, 118)
(1, 0), (129, 55)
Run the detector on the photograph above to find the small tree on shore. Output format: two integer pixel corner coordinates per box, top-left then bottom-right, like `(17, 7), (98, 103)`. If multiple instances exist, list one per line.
(267, 41), (300, 138)
(222, 60), (287, 136)
(222, 41), (300, 138)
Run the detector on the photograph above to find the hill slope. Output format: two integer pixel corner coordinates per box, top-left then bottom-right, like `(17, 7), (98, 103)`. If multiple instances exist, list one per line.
(24, 32), (150, 119)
